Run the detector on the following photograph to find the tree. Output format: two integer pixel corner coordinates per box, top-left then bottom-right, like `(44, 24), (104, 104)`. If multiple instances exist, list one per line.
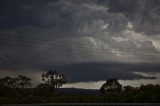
(41, 69), (67, 96)
(123, 85), (134, 91)
(16, 75), (32, 88)
(0, 75), (32, 89)
(100, 79), (122, 94)
(0, 76), (17, 88)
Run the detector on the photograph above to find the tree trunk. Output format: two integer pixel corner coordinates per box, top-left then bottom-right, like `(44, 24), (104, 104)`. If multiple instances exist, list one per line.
(53, 84), (57, 102)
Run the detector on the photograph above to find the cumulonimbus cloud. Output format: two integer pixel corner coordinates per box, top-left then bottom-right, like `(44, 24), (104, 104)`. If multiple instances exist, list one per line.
(0, 0), (160, 83)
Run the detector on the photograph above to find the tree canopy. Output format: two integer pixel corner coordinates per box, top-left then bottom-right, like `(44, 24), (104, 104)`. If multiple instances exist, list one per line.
(0, 75), (32, 88)
(100, 79), (122, 94)
(41, 69), (67, 97)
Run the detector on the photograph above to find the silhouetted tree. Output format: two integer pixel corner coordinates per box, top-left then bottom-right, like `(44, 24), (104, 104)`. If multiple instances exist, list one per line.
(100, 79), (122, 102)
(0, 78), (5, 88)
(16, 75), (32, 88)
(100, 79), (122, 94)
(42, 69), (67, 96)
(0, 79), (3, 88)
(0, 76), (17, 88)
(123, 85), (134, 91)
(0, 75), (31, 89)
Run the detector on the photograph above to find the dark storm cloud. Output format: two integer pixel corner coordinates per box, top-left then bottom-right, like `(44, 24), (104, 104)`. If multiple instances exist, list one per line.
(0, 0), (128, 34)
(37, 62), (158, 82)
(1, 0), (160, 35)
(104, 0), (160, 35)
(0, 0), (160, 83)
(0, 0), (62, 30)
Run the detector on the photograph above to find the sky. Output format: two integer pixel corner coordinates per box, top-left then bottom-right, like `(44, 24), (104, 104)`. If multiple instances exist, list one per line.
(0, 0), (160, 89)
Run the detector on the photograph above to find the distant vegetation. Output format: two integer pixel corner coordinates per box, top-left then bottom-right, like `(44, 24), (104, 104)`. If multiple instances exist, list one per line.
(0, 70), (160, 104)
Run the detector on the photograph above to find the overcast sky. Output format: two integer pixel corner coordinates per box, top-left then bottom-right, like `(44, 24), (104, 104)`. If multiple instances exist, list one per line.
(0, 0), (160, 88)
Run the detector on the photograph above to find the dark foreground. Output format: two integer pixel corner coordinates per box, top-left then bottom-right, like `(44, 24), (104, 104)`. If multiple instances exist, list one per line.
(2, 103), (160, 106)
(0, 84), (160, 104)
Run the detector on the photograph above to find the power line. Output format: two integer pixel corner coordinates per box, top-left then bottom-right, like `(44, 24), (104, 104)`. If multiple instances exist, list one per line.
(0, 35), (157, 53)
(0, 42), (159, 58)
(0, 36), (160, 55)
(0, 37), (159, 55)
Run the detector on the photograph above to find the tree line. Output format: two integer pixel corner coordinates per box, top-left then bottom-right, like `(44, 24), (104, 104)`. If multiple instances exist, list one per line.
(0, 75), (31, 88)
(0, 69), (160, 104)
